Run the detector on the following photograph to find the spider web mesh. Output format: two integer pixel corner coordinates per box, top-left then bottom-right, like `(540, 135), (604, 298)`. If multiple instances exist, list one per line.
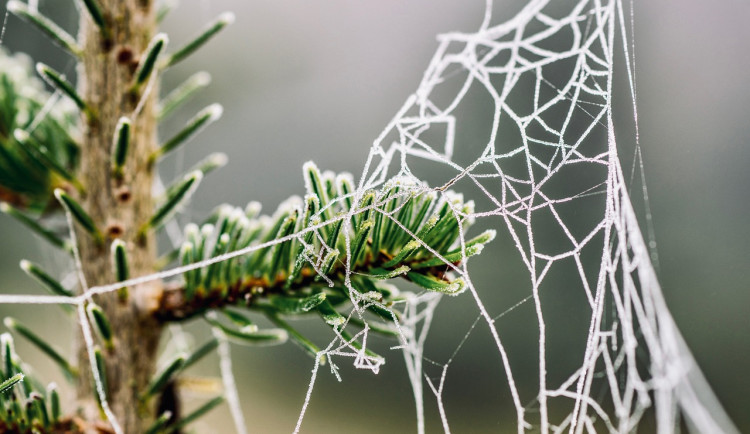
(341, 0), (739, 432)
(0, 0), (740, 433)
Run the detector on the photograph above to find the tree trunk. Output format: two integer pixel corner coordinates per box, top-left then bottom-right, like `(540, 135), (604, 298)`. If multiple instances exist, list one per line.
(75, 1), (163, 431)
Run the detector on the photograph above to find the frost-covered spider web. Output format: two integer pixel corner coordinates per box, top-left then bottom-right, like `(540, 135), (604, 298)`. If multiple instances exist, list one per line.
(0, 0), (741, 433)
(336, 0), (740, 432)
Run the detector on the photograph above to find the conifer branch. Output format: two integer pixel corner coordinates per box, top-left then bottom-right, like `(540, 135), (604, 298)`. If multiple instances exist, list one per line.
(155, 166), (492, 332)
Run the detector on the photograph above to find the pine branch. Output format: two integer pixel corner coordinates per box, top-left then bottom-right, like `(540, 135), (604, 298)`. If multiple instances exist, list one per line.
(155, 166), (494, 327)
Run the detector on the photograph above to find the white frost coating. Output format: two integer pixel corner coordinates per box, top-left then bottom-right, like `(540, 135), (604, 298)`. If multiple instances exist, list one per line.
(218, 11), (236, 26)
(204, 102), (224, 121)
(193, 71), (212, 86)
(207, 151), (228, 168)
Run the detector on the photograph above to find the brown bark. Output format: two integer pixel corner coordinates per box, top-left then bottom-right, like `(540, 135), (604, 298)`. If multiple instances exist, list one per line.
(75, 1), (163, 431)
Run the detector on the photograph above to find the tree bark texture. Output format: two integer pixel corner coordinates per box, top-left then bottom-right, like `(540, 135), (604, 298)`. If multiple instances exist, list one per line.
(75, 1), (163, 431)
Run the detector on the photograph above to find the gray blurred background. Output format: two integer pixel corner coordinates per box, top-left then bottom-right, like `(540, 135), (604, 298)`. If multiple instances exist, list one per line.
(1, 0), (748, 432)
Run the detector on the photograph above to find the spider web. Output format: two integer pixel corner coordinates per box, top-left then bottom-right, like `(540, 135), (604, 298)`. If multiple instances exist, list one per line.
(0, 0), (740, 433)
(340, 0), (739, 432)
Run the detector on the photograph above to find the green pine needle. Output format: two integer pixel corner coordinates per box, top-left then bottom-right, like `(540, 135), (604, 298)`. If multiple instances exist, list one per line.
(144, 354), (185, 398)
(111, 239), (130, 282)
(316, 300), (346, 326)
(145, 411), (173, 434)
(0, 373), (24, 394)
(1, 333), (15, 381)
(158, 71), (211, 120)
(111, 117), (131, 178)
(54, 189), (103, 244)
(205, 316), (288, 347)
(87, 303), (114, 350)
(133, 33), (168, 90)
(264, 311), (322, 361)
(3, 318), (78, 380)
(267, 292), (327, 314)
(81, 0), (109, 38)
(35, 63), (91, 116)
(168, 396), (223, 432)
(189, 152), (227, 176)
(368, 265), (410, 280)
(407, 272), (466, 296)
(152, 104), (223, 161)
(6, 1), (82, 56)
(48, 383), (61, 422)
(20, 259), (74, 297)
(93, 346), (108, 402)
(182, 339), (219, 371)
(140, 171), (203, 237)
(221, 309), (255, 330)
(14, 129), (83, 192)
(156, 0), (178, 23)
(163, 12), (235, 68)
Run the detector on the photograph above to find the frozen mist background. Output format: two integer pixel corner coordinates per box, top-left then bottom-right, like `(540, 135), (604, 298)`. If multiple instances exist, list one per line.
(0, 0), (748, 432)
